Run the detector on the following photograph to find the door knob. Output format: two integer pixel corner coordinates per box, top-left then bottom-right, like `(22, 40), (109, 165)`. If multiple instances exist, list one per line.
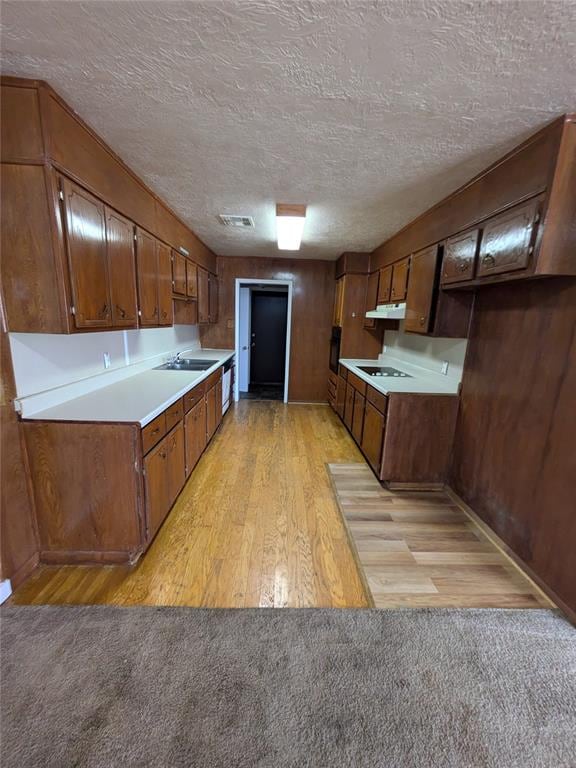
(251, 342), (256, 348)
(242, 345), (248, 351)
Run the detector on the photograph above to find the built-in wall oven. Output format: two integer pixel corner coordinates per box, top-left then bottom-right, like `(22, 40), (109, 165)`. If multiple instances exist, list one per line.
(329, 326), (341, 373)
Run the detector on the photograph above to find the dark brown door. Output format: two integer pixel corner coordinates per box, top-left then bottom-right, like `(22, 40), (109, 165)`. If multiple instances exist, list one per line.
(390, 258), (410, 302)
(166, 422), (185, 505)
(336, 376), (347, 419)
(185, 398), (206, 476)
(209, 274), (219, 323)
(206, 385), (217, 440)
(172, 251), (187, 295)
(361, 401), (386, 473)
(377, 266), (393, 305)
(144, 436), (169, 540)
(404, 245), (439, 334)
(186, 261), (198, 298)
(442, 229), (479, 285)
(352, 392), (365, 444)
(344, 383), (355, 430)
(61, 178), (111, 328)
(157, 242), (174, 326)
(105, 207), (138, 327)
(136, 227), (159, 326)
(250, 291), (288, 386)
(477, 199), (539, 278)
(198, 267), (210, 323)
(363, 272), (379, 329)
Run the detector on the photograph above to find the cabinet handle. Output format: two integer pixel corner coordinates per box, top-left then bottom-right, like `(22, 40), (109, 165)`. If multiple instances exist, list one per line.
(116, 304), (126, 318)
(159, 451), (167, 459)
(419, 316), (426, 325)
(162, 310), (168, 318)
(151, 427), (160, 435)
(482, 253), (495, 266)
(99, 303), (109, 317)
(459, 262), (468, 272)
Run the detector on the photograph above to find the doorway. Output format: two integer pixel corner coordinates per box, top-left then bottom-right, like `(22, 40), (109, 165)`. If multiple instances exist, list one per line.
(234, 279), (293, 403)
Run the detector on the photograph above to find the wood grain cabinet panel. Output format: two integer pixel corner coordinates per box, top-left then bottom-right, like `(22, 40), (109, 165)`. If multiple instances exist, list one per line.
(172, 251), (187, 295)
(198, 267), (210, 324)
(336, 375), (347, 418)
(136, 227), (159, 326)
(377, 266), (393, 304)
(352, 392), (365, 444)
(404, 245), (439, 334)
(390, 258), (410, 302)
(477, 199), (540, 278)
(144, 437), (170, 541)
(185, 398), (207, 476)
(209, 273), (219, 324)
(166, 423), (185, 505)
(216, 378), (223, 427)
(344, 383), (356, 430)
(186, 261), (198, 298)
(363, 271), (379, 329)
(141, 412), (167, 454)
(165, 398), (184, 432)
(442, 228), (480, 285)
(61, 177), (112, 329)
(361, 401), (386, 474)
(1, 84), (44, 162)
(206, 384), (218, 441)
(333, 277), (345, 327)
(105, 207), (138, 327)
(157, 241), (174, 326)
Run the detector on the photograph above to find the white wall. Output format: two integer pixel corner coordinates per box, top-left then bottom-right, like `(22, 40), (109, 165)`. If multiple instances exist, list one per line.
(382, 323), (467, 381)
(9, 325), (200, 399)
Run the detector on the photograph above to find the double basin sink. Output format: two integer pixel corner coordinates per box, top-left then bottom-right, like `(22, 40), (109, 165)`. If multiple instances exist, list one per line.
(155, 358), (219, 372)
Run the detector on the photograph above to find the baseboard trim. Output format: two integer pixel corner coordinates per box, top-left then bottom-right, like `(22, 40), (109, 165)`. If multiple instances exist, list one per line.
(445, 487), (575, 625)
(8, 551), (39, 591)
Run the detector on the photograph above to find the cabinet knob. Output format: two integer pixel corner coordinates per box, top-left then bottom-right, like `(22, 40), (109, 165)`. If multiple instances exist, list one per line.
(116, 304), (126, 318)
(459, 262), (468, 272)
(482, 253), (495, 266)
(419, 316), (426, 325)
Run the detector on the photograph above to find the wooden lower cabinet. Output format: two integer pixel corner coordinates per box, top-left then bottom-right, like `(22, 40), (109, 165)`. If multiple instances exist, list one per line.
(361, 401), (386, 473)
(185, 398), (207, 476)
(344, 383), (355, 430)
(336, 375), (347, 418)
(351, 392), (365, 443)
(144, 423), (185, 540)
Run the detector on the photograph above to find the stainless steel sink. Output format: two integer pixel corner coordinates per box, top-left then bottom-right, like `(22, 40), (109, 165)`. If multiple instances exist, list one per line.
(155, 359), (218, 372)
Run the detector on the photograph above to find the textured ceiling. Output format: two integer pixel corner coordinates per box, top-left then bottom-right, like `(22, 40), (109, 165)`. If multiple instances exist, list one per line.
(2, 1), (575, 260)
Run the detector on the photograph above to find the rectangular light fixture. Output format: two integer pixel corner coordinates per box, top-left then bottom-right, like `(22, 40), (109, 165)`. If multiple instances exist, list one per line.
(276, 203), (306, 251)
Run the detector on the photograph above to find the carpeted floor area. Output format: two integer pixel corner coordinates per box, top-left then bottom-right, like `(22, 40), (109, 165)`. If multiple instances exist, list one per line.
(1, 607), (575, 767)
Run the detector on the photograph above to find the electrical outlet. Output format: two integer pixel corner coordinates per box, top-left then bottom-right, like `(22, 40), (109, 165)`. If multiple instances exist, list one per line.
(441, 360), (449, 375)
(103, 352), (111, 370)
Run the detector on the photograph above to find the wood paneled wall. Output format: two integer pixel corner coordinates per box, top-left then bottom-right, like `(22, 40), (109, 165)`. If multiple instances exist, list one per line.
(199, 256), (335, 402)
(450, 278), (576, 615)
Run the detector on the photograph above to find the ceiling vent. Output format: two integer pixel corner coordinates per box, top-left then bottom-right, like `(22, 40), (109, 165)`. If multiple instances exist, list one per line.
(218, 214), (255, 228)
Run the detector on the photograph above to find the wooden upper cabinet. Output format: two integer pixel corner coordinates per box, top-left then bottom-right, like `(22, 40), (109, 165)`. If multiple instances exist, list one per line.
(136, 227), (159, 326)
(208, 273), (219, 324)
(442, 228), (480, 285)
(172, 250), (187, 295)
(157, 241), (174, 326)
(404, 245), (439, 334)
(377, 266), (393, 305)
(363, 271), (379, 329)
(390, 257), (410, 302)
(186, 260), (198, 298)
(333, 277), (345, 327)
(477, 199), (540, 278)
(105, 207), (138, 327)
(198, 267), (210, 324)
(61, 178), (112, 329)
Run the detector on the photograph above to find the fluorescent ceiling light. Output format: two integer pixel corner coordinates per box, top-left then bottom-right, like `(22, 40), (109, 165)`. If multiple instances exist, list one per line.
(276, 204), (306, 251)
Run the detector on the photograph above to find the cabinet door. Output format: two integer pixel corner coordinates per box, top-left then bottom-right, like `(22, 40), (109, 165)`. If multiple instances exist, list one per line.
(185, 398), (206, 476)
(136, 227), (159, 326)
(144, 437), (169, 540)
(442, 229), (479, 285)
(198, 267), (210, 324)
(105, 207), (138, 327)
(209, 274), (219, 323)
(352, 392), (365, 444)
(377, 266), (392, 305)
(333, 277), (344, 327)
(404, 245), (438, 334)
(390, 258), (410, 302)
(206, 384), (217, 440)
(172, 251), (187, 295)
(344, 383), (355, 430)
(157, 241), (174, 326)
(186, 261), (198, 298)
(363, 272), (379, 329)
(166, 422), (185, 506)
(216, 377), (223, 426)
(477, 199), (539, 278)
(336, 376), (347, 419)
(361, 401), (386, 473)
(61, 178), (111, 328)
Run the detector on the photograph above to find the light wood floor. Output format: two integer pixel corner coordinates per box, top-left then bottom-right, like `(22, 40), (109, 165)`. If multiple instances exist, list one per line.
(330, 463), (552, 609)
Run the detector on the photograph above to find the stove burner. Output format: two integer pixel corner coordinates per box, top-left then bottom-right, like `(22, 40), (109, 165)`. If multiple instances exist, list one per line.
(357, 366), (412, 378)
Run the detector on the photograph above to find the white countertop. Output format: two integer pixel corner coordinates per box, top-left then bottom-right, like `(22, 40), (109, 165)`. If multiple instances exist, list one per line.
(339, 355), (461, 396)
(22, 349), (235, 427)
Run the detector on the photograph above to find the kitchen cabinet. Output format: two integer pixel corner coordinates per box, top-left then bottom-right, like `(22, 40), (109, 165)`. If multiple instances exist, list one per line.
(404, 245), (438, 334)
(336, 375), (347, 418)
(344, 383), (356, 430)
(157, 242), (174, 326)
(206, 384), (218, 440)
(172, 250), (187, 295)
(144, 422), (185, 540)
(209, 273), (219, 324)
(477, 199), (540, 278)
(333, 277), (345, 327)
(328, 371), (338, 409)
(185, 398), (207, 476)
(390, 258), (410, 302)
(441, 228), (479, 285)
(216, 377), (223, 428)
(186, 260), (198, 298)
(165, 422), (185, 506)
(363, 271), (380, 329)
(361, 401), (386, 473)
(61, 177), (111, 329)
(198, 267), (210, 324)
(377, 266), (393, 305)
(351, 392), (365, 444)
(136, 227), (159, 326)
(105, 207), (138, 327)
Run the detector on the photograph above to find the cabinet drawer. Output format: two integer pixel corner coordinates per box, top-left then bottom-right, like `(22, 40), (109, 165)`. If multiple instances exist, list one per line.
(165, 398), (184, 431)
(184, 382), (205, 413)
(366, 386), (388, 415)
(142, 412), (167, 454)
(347, 371), (367, 396)
(204, 367), (222, 390)
(338, 364), (348, 380)
(328, 370), (338, 389)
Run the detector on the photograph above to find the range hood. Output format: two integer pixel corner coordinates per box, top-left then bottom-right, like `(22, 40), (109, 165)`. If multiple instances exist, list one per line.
(365, 302), (406, 320)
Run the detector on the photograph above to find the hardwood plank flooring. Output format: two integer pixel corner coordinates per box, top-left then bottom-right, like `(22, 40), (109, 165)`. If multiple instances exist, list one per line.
(10, 403), (371, 608)
(329, 464), (553, 609)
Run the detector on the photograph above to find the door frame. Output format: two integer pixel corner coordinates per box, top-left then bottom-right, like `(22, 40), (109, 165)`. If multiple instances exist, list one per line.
(234, 278), (293, 403)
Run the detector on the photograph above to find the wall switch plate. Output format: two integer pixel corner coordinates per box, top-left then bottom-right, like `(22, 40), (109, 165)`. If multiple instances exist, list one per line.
(103, 352), (111, 369)
(441, 360), (449, 375)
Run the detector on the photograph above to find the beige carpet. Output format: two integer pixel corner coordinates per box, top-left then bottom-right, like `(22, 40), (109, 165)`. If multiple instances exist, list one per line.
(1, 606), (575, 767)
